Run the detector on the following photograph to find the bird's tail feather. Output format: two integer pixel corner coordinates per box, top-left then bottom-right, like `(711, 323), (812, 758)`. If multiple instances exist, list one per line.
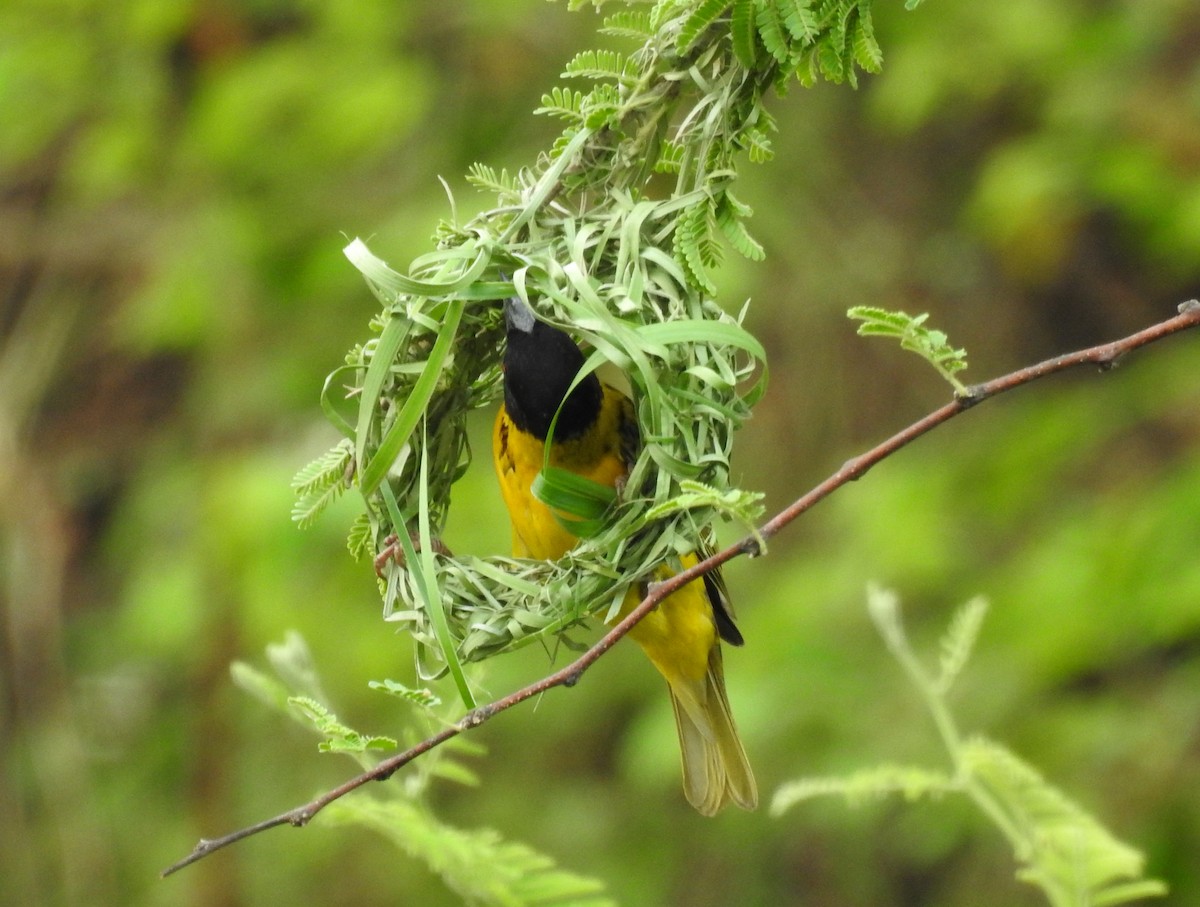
(667, 646), (757, 816)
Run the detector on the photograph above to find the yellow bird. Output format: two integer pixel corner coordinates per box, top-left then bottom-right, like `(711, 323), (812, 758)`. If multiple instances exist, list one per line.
(492, 297), (756, 815)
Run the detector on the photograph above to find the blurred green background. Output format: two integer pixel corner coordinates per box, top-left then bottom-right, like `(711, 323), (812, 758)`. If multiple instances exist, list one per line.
(3, 1), (1199, 904)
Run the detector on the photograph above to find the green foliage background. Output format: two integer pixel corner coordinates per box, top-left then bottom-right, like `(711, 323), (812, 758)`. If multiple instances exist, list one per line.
(2, 1), (1198, 905)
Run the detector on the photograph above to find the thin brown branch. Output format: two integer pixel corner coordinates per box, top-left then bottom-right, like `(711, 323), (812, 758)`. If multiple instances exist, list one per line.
(162, 300), (1200, 879)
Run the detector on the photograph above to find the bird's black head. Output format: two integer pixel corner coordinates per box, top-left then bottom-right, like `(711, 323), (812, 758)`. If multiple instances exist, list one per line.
(502, 298), (603, 441)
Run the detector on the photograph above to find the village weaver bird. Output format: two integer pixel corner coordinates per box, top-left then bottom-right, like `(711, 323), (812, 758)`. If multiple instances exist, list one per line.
(492, 296), (756, 815)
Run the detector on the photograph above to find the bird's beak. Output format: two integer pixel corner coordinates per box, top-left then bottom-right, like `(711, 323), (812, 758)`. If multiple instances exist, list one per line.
(504, 296), (537, 334)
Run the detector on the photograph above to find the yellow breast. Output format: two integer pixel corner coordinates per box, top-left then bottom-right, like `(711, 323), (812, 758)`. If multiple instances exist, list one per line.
(492, 384), (631, 559)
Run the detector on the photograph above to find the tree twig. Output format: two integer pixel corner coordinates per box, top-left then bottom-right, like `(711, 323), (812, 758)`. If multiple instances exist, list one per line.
(161, 300), (1200, 879)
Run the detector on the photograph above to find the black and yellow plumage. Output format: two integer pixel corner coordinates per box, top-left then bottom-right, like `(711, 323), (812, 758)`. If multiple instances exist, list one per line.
(493, 297), (757, 815)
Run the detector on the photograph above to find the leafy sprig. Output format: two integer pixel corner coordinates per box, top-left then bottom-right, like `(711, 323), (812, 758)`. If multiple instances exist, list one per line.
(288, 697), (397, 755)
(290, 439), (353, 528)
(232, 634), (611, 906)
(325, 798), (614, 907)
(773, 588), (1168, 907)
(848, 306), (970, 394)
